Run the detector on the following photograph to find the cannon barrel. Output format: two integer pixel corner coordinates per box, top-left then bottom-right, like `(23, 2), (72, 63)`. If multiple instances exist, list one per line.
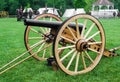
(24, 19), (83, 29)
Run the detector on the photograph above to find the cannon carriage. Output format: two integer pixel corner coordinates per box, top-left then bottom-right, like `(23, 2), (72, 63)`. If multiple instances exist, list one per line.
(0, 13), (119, 75)
(24, 13), (106, 75)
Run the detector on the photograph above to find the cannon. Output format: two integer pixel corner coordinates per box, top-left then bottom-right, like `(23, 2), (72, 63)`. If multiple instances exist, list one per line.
(24, 19), (83, 29)
(0, 13), (119, 76)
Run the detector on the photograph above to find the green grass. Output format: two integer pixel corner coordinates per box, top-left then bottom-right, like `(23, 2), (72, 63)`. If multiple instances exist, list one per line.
(0, 17), (120, 82)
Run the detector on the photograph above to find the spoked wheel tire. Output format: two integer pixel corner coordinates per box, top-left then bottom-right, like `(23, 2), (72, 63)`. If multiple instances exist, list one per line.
(24, 14), (61, 61)
(53, 14), (105, 75)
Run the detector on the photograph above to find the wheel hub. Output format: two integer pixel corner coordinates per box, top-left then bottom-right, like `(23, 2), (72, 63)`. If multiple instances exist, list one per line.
(76, 39), (88, 52)
(43, 33), (54, 43)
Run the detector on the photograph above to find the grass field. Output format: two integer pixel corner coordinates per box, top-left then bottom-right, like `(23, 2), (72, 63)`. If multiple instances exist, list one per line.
(0, 17), (120, 82)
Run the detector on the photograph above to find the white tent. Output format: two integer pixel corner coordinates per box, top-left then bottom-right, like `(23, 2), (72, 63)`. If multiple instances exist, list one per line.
(62, 9), (75, 17)
(38, 8), (60, 16)
(75, 8), (86, 14)
(38, 8), (47, 14)
(47, 8), (60, 17)
(62, 8), (86, 17)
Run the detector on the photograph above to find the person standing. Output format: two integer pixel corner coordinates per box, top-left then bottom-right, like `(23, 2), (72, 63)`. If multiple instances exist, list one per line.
(28, 9), (33, 19)
(19, 7), (23, 20)
(16, 7), (23, 21)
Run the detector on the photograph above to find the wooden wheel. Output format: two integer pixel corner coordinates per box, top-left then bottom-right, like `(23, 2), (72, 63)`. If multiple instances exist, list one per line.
(24, 14), (61, 61)
(53, 14), (105, 75)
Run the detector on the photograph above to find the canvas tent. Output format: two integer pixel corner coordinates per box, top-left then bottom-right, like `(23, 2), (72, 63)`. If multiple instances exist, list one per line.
(62, 9), (75, 17)
(37, 8), (47, 14)
(47, 8), (60, 17)
(38, 8), (60, 16)
(75, 8), (86, 14)
(62, 8), (86, 17)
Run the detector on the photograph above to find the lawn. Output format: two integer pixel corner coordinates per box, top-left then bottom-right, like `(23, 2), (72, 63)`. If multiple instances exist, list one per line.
(0, 17), (120, 82)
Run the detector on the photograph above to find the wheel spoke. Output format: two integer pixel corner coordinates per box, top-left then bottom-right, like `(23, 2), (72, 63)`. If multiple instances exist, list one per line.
(44, 28), (48, 33)
(39, 43), (52, 58)
(88, 48), (100, 54)
(50, 17), (52, 21)
(37, 42), (46, 52)
(81, 19), (87, 38)
(86, 31), (100, 41)
(37, 43), (52, 53)
(61, 36), (76, 44)
(84, 23), (95, 39)
(28, 37), (43, 40)
(67, 26), (77, 41)
(66, 51), (77, 70)
(58, 45), (75, 50)
(84, 51), (94, 64)
(39, 27), (46, 33)
(40, 27), (50, 34)
(81, 52), (86, 69)
(75, 52), (80, 72)
(60, 49), (75, 61)
(47, 28), (51, 33)
(42, 49), (46, 58)
(30, 40), (45, 48)
(75, 19), (80, 38)
(30, 28), (40, 34)
(42, 17), (45, 20)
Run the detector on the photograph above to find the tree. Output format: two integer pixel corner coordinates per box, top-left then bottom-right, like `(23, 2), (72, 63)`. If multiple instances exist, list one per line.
(65, 0), (74, 8)
(0, 0), (7, 11)
(54, 0), (66, 13)
(32, 0), (47, 9)
(74, 0), (87, 8)
(8, 0), (19, 14)
(85, 0), (96, 13)
(111, 0), (120, 11)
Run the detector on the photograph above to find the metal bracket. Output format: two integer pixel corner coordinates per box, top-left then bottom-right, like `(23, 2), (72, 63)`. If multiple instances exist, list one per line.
(47, 57), (58, 71)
